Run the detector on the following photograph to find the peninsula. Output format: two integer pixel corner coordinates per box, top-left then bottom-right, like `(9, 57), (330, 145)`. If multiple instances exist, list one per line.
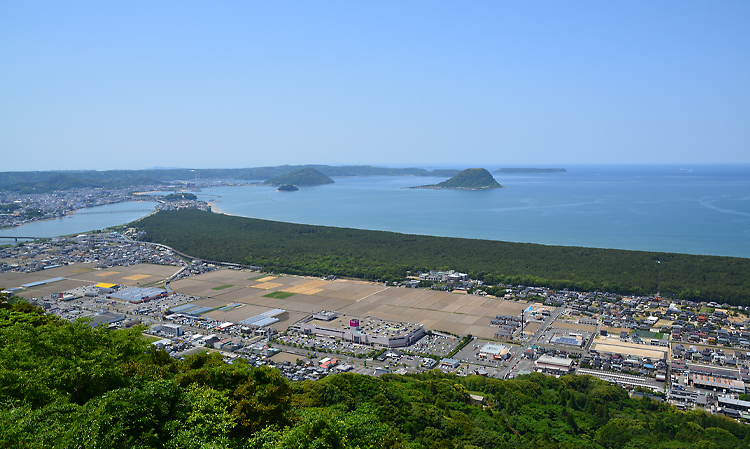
(262, 168), (334, 187)
(410, 168), (503, 190)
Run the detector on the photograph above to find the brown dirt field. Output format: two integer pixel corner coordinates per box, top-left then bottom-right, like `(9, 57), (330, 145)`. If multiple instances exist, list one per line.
(254, 276), (279, 283)
(165, 270), (539, 337)
(123, 274), (153, 281)
(251, 283), (283, 290)
(593, 342), (667, 359)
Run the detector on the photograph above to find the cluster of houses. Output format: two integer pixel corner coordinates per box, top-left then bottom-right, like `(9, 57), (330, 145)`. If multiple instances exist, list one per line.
(0, 233), (192, 273)
(0, 186), (152, 229)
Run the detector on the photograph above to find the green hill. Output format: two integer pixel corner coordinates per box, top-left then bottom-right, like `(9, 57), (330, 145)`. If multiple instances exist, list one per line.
(432, 168), (503, 189)
(277, 184), (299, 192)
(263, 168), (334, 187)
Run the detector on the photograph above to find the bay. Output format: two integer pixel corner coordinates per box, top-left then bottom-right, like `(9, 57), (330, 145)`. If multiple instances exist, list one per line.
(196, 164), (750, 259)
(0, 201), (158, 243)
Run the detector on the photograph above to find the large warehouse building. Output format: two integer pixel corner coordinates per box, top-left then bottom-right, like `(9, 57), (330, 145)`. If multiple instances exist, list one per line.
(291, 311), (425, 348)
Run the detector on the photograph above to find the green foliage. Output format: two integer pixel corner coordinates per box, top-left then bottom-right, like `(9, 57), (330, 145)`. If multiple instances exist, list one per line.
(264, 291), (296, 299)
(0, 166), (460, 191)
(2, 173), (163, 193)
(137, 210), (750, 305)
(164, 192), (197, 200)
(263, 168), (335, 186)
(434, 168), (503, 189)
(2, 302), (749, 448)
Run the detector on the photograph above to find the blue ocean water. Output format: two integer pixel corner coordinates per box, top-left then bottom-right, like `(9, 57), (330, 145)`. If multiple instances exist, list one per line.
(196, 164), (750, 258)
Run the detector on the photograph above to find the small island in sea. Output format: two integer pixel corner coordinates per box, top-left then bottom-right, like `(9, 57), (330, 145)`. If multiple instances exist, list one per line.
(494, 168), (566, 173)
(409, 168), (503, 190)
(263, 168), (334, 186)
(276, 184), (299, 192)
(163, 192), (197, 200)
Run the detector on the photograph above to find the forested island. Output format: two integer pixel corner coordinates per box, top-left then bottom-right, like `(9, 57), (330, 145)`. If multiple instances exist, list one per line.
(136, 210), (750, 304)
(163, 192), (197, 200)
(411, 168), (503, 190)
(494, 168), (567, 174)
(1, 298), (747, 448)
(277, 184), (300, 192)
(263, 168), (334, 187)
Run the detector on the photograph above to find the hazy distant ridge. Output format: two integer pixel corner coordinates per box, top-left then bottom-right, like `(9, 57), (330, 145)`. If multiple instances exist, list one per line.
(263, 168), (334, 186)
(0, 165), (461, 191)
(494, 168), (566, 173)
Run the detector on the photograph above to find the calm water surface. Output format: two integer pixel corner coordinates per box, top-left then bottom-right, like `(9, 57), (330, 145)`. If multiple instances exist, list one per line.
(0, 201), (158, 243)
(196, 164), (750, 258)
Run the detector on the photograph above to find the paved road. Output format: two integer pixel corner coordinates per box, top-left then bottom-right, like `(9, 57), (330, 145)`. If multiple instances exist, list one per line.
(498, 306), (565, 378)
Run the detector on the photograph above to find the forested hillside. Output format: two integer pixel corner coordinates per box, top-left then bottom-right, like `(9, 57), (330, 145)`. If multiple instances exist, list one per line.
(435, 168), (503, 189)
(0, 165), (459, 191)
(1, 298), (747, 448)
(135, 210), (750, 304)
(263, 168), (335, 186)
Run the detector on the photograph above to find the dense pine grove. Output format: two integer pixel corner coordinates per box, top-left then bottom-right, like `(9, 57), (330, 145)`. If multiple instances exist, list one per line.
(1, 298), (748, 448)
(136, 210), (750, 305)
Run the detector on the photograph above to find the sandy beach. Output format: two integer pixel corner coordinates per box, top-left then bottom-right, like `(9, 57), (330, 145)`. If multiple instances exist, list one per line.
(207, 202), (226, 215)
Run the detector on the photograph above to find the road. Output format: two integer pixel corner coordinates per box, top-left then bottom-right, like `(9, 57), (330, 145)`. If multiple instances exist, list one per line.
(498, 306), (565, 378)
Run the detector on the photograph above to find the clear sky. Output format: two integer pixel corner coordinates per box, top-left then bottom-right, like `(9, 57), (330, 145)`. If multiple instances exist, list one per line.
(2, 1), (748, 171)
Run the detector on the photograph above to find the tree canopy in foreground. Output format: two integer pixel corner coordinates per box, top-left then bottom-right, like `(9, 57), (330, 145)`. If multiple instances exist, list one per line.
(0, 297), (747, 448)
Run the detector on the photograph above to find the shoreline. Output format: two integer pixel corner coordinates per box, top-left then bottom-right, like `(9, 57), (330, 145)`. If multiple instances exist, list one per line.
(207, 202), (226, 215)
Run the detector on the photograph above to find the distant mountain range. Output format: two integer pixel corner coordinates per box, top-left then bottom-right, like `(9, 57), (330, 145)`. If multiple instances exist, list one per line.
(263, 168), (334, 187)
(494, 168), (566, 173)
(0, 165), (462, 192)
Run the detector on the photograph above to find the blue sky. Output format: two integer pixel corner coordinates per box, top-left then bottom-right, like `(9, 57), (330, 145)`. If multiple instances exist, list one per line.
(2, 1), (748, 171)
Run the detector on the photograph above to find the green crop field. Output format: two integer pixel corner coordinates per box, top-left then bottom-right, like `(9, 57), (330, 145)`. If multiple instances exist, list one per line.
(263, 291), (296, 299)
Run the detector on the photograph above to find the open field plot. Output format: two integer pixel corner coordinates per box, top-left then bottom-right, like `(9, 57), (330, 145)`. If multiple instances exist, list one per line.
(167, 270), (534, 339)
(522, 321), (543, 335)
(593, 336), (668, 359)
(69, 264), (179, 286)
(1, 264), (180, 299)
(264, 291), (296, 299)
(14, 279), (91, 300)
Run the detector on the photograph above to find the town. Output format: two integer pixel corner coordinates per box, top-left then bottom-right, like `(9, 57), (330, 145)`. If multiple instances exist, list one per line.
(2, 230), (750, 423)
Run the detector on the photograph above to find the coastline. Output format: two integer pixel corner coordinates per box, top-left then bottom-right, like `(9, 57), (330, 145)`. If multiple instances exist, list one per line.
(207, 201), (226, 215)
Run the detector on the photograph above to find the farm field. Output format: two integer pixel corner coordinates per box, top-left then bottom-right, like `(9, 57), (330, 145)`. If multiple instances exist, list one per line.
(169, 269), (531, 339)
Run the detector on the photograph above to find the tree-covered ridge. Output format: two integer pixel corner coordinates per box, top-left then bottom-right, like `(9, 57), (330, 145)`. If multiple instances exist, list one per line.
(0, 165), (461, 190)
(263, 168), (335, 187)
(164, 192), (198, 200)
(2, 173), (164, 193)
(136, 210), (750, 304)
(411, 168), (503, 190)
(494, 168), (567, 173)
(435, 168), (502, 189)
(0, 299), (747, 448)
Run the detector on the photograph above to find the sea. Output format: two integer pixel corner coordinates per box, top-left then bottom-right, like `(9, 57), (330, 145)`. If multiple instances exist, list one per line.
(194, 164), (750, 259)
(2, 165), (748, 259)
